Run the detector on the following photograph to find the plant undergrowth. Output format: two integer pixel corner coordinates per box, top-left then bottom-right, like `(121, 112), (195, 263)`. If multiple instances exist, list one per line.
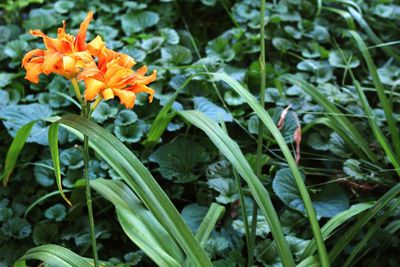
(1, 0), (400, 266)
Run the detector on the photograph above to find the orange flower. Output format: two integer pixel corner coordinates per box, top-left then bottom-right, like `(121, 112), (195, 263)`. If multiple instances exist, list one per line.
(22, 11), (95, 83)
(78, 36), (156, 109)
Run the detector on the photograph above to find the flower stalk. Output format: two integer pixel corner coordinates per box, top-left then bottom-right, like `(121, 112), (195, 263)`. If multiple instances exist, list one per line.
(82, 100), (99, 267)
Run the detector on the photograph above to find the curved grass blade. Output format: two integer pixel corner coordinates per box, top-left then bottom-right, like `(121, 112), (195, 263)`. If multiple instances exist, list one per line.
(2, 121), (36, 186)
(24, 189), (72, 217)
(16, 244), (92, 267)
(329, 183), (400, 262)
(48, 123), (72, 206)
(179, 110), (296, 266)
(348, 7), (400, 62)
(195, 203), (225, 247)
(301, 203), (373, 260)
(91, 178), (184, 265)
(323, 7), (355, 30)
(280, 73), (377, 164)
(349, 30), (400, 158)
(208, 72), (329, 266)
(56, 115), (212, 267)
(343, 198), (400, 267)
(145, 75), (195, 146)
(352, 79), (400, 175)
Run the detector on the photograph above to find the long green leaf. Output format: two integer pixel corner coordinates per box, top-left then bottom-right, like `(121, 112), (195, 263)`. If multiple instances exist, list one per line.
(145, 75), (195, 146)
(348, 8), (400, 62)
(323, 7), (355, 30)
(17, 244), (92, 267)
(2, 121), (36, 186)
(208, 72), (329, 266)
(280, 73), (377, 163)
(48, 123), (72, 206)
(179, 110), (295, 266)
(91, 178), (184, 266)
(329, 183), (400, 262)
(352, 79), (400, 175)
(195, 203), (225, 247)
(56, 115), (212, 267)
(24, 190), (72, 217)
(301, 203), (373, 260)
(343, 198), (400, 267)
(349, 30), (400, 158)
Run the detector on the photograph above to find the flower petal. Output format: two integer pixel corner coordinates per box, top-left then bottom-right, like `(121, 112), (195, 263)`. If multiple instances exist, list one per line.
(42, 51), (62, 75)
(126, 84), (155, 103)
(74, 11), (93, 52)
(87, 35), (105, 56)
(102, 88), (114, 100)
(84, 78), (105, 101)
(112, 89), (136, 109)
(22, 49), (44, 67)
(24, 62), (43, 83)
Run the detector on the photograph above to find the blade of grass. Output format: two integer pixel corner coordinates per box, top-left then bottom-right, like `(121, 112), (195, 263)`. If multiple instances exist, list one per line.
(348, 30), (400, 159)
(329, 183), (400, 262)
(208, 72), (330, 266)
(322, 7), (355, 30)
(48, 123), (72, 206)
(17, 244), (92, 267)
(91, 178), (184, 265)
(57, 115), (212, 267)
(2, 120), (36, 186)
(348, 7), (400, 62)
(249, 0), (267, 265)
(343, 198), (400, 267)
(351, 79), (400, 175)
(195, 203), (225, 247)
(24, 190), (72, 217)
(280, 74), (378, 164)
(301, 203), (373, 260)
(179, 110), (296, 266)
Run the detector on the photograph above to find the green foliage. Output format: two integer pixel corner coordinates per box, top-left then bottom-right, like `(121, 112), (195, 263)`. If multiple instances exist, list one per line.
(2, 0), (400, 266)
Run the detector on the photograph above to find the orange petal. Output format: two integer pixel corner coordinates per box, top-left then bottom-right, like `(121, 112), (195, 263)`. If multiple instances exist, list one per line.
(42, 51), (62, 75)
(136, 65), (147, 75)
(74, 11), (93, 52)
(118, 53), (136, 68)
(24, 62), (43, 83)
(30, 30), (60, 51)
(113, 89), (136, 109)
(84, 78), (105, 101)
(126, 84), (155, 103)
(102, 88), (114, 100)
(87, 35), (105, 56)
(22, 49), (45, 67)
(62, 55), (76, 73)
(126, 69), (157, 85)
(57, 20), (67, 39)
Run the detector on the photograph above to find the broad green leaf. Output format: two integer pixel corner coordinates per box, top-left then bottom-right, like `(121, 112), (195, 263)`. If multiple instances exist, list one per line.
(114, 123), (144, 143)
(273, 168), (349, 218)
(149, 137), (209, 183)
(1, 218), (31, 239)
(91, 102), (118, 123)
(115, 109), (138, 126)
(54, 1), (74, 13)
(181, 204), (209, 234)
(0, 73), (16, 88)
(60, 147), (83, 170)
(33, 223), (59, 245)
(44, 204), (66, 222)
(194, 96), (233, 123)
(161, 45), (193, 65)
(121, 11), (160, 35)
(207, 178), (238, 204)
(2, 121), (36, 185)
(0, 104), (52, 145)
(160, 28), (180, 44)
(206, 37), (235, 62)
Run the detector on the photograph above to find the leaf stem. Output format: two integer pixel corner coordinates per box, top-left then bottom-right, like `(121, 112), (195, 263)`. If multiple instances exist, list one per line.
(82, 102), (99, 267)
(248, 1), (266, 266)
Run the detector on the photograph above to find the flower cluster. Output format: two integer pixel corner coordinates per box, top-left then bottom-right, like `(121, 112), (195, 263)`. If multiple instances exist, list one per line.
(22, 11), (156, 109)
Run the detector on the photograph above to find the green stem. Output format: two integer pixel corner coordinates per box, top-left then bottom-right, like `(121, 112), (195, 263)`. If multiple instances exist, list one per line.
(71, 78), (82, 103)
(248, 1), (266, 266)
(82, 102), (99, 267)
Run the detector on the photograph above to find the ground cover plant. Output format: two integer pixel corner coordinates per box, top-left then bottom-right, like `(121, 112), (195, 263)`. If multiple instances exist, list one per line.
(0, 0), (400, 266)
